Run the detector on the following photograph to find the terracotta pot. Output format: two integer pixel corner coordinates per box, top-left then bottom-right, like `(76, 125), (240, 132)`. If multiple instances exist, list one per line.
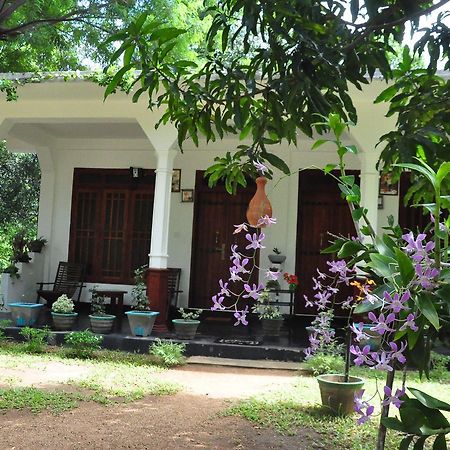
(246, 177), (272, 227)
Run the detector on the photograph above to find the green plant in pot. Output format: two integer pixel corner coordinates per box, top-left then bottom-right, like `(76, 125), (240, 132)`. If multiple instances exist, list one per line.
(28, 236), (47, 253)
(12, 230), (30, 263)
(89, 288), (115, 334)
(265, 268), (281, 290)
(51, 294), (78, 331)
(125, 266), (159, 337)
(252, 289), (284, 337)
(268, 247), (286, 264)
(172, 308), (202, 339)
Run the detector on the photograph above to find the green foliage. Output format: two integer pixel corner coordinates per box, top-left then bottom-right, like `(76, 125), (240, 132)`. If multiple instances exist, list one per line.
(63, 330), (103, 359)
(105, 0), (448, 192)
(149, 338), (185, 367)
(19, 327), (51, 354)
(382, 388), (450, 449)
(304, 353), (345, 376)
(51, 295), (75, 314)
(0, 319), (11, 343)
(429, 352), (450, 381)
(90, 288), (107, 316)
(0, 387), (80, 414)
(251, 289), (282, 319)
(131, 266), (150, 311)
(178, 308), (202, 321)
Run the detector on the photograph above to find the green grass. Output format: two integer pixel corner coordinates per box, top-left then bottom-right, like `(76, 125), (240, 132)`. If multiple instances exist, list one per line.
(0, 344), (181, 414)
(0, 387), (82, 414)
(225, 373), (450, 450)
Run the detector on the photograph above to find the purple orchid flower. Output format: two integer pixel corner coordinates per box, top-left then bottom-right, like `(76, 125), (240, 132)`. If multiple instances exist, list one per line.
(253, 160), (268, 174)
(303, 295), (314, 308)
(402, 231), (435, 262)
(382, 386), (405, 408)
(230, 244), (240, 260)
(243, 283), (264, 300)
(229, 268), (243, 282)
(265, 269), (280, 281)
(399, 313), (419, 332)
(350, 322), (369, 342)
(233, 307), (249, 326)
(218, 279), (230, 297)
(388, 341), (407, 364)
(350, 345), (372, 366)
(231, 257), (249, 274)
(354, 391), (374, 425)
(211, 295), (225, 311)
(370, 351), (394, 372)
(384, 290), (410, 314)
(414, 264), (440, 290)
(256, 215), (277, 227)
(245, 232), (266, 250)
(233, 223), (248, 234)
(368, 312), (396, 335)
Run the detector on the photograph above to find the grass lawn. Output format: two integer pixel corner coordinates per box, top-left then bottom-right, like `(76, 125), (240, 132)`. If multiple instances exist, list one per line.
(0, 343), (181, 413)
(226, 368), (450, 450)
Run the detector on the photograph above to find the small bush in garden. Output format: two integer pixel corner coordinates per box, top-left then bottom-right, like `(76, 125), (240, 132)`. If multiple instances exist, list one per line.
(0, 319), (11, 343)
(429, 352), (450, 381)
(19, 327), (52, 354)
(149, 338), (185, 367)
(64, 330), (103, 359)
(304, 352), (345, 376)
(51, 295), (75, 314)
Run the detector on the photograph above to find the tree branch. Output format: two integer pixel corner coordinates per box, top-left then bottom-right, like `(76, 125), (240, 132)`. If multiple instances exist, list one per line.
(0, 0), (26, 22)
(343, 0), (450, 52)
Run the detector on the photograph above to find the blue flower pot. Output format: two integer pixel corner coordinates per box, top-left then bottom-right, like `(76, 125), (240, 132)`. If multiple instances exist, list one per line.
(125, 311), (159, 337)
(9, 303), (44, 327)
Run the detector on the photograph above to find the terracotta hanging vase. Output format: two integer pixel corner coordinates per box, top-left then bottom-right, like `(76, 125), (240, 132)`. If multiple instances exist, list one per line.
(246, 176), (272, 227)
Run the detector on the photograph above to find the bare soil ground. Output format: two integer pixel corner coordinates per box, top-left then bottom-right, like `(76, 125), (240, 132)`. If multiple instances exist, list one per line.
(0, 362), (324, 450)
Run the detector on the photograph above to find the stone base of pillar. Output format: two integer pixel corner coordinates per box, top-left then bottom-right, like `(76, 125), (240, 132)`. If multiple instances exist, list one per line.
(146, 268), (169, 332)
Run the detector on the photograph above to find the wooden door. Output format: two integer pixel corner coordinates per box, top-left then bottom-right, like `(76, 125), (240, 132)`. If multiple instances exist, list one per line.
(295, 170), (359, 315)
(398, 173), (428, 232)
(189, 172), (257, 309)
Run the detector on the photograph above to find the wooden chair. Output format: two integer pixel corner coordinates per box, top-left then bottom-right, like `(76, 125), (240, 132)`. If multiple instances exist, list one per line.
(36, 262), (84, 309)
(167, 268), (183, 308)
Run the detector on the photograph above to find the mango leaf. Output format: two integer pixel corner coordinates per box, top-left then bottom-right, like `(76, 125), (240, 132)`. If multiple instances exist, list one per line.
(416, 292), (440, 330)
(410, 388), (450, 412)
(263, 152), (290, 175)
(395, 248), (415, 286)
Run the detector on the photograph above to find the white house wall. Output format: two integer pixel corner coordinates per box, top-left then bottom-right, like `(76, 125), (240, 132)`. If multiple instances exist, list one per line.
(0, 77), (408, 308)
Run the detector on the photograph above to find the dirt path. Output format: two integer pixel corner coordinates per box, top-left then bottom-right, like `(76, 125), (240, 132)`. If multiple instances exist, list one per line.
(0, 362), (324, 450)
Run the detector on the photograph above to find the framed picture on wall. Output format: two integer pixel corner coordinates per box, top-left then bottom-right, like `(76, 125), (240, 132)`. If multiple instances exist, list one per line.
(378, 195), (384, 209)
(171, 169), (181, 192)
(379, 173), (398, 195)
(181, 189), (194, 203)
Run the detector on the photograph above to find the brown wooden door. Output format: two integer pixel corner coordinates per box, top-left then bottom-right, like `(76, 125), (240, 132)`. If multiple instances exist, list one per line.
(398, 172), (428, 232)
(295, 170), (359, 315)
(189, 172), (257, 309)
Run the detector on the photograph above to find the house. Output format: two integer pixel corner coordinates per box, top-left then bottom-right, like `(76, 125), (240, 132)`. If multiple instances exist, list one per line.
(0, 72), (436, 328)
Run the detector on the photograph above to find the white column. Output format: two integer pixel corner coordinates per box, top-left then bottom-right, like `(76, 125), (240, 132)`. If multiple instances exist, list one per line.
(149, 148), (178, 268)
(359, 151), (380, 237)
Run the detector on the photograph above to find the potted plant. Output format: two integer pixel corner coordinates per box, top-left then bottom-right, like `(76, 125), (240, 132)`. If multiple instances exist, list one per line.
(9, 302), (44, 327)
(265, 268), (281, 290)
(51, 294), (78, 330)
(172, 308), (202, 339)
(12, 230), (30, 263)
(283, 272), (299, 291)
(28, 237), (47, 253)
(252, 289), (284, 336)
(2, 263), (20, 279)
(89, 288), (115, 334)
(125, 266), (159, 337)
(268, 247), (286, 264)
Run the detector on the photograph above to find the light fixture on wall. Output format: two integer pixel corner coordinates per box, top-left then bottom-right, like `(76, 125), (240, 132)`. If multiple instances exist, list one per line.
(130, 167), (142, 178)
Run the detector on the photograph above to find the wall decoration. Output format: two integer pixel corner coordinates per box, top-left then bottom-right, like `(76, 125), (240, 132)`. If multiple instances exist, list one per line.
(171, 169), (181, 192)
(379, 173), (398, 195)
(181, 189), (194, 203)
(378, 195), (384, 210)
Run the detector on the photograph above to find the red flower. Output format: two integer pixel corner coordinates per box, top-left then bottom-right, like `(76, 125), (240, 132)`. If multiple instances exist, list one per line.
(283, 273), (299, 286)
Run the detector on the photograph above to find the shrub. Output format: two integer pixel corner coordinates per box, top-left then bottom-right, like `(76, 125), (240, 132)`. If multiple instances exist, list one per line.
(52, 295), (75, 314)
(429, 351), (450, 381)
(304, 352), (345, 376)
(64, 330), (103, 359)
(0, 319), (11, 343)
(19, 327), (52, 353)
(149, 338), (185, 367)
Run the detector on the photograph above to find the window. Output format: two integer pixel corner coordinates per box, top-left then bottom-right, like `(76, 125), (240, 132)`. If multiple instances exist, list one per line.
(69, 168), (155, 284)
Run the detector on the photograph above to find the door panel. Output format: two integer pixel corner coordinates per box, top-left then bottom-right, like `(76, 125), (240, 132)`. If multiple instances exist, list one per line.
(189, 172), (257, 309)
(295, 170), (359, 315)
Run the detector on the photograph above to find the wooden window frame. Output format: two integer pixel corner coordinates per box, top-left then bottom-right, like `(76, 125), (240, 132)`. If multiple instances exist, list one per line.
(68, 168), (155, 284)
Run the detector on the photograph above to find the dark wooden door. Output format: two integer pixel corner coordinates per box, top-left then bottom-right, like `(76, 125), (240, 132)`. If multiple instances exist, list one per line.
(398, 172), (428, 232)
(295, 170), (359, 315)
(189, 172), (257, 309)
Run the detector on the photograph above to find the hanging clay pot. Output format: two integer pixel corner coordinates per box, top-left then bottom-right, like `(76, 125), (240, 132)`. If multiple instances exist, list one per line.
(246, 176), (272, 227)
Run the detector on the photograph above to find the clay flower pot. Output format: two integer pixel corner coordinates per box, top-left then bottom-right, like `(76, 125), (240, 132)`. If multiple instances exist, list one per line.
(246, 177), (272, 227)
